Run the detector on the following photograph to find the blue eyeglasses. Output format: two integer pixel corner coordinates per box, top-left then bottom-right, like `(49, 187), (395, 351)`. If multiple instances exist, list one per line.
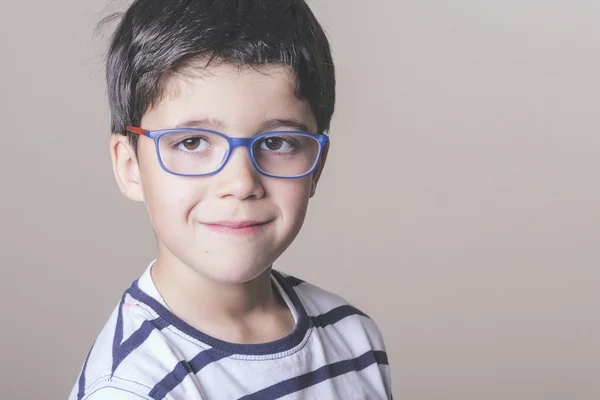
(126, 126), (329, 179)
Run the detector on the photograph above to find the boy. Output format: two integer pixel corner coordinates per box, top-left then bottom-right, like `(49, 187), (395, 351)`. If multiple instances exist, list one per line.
(70, 0), (392, 398)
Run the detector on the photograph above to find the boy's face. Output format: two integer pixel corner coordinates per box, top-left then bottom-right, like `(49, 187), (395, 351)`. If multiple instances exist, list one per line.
(111, 63), (326, 284)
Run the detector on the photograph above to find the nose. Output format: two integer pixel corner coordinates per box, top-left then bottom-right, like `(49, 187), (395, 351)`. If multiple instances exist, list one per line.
(214, 147), (265, 200)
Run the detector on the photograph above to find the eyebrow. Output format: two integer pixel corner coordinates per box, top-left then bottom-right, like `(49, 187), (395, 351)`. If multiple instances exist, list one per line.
(260, 118), (311, 132)
(175, 118), (225, 130)
(174, 118), (312, 133)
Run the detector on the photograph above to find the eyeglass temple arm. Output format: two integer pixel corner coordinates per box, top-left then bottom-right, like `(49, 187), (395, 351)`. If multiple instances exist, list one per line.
(125, 126), (147, 136)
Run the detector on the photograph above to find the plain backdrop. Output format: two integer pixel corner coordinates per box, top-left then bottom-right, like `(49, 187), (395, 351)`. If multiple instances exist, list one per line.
(1, 0), (599, 399)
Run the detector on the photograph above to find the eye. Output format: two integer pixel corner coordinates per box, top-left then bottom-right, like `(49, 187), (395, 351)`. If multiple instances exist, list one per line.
(259, 136), (296, 153)
(176, 136), (210, 152)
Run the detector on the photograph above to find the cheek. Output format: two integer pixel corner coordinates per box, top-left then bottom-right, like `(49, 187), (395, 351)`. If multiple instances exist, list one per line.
(138, 146), (205, 231)
(144, 181), (206, 250)
(146, 180), (193, 219)
(267, 177), (312, 224)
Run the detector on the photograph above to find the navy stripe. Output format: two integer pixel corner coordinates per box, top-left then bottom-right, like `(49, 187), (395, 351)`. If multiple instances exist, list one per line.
(112, 317), (170, 374)
(111, 294), (126, 374)
(77, 341), (96, 400)
(238, 350), (389, 400)
(148, 348), (230, 399)
(311, 305), (368, 329)
(126, 270), (310, 356)
(284, 275), (304, 287)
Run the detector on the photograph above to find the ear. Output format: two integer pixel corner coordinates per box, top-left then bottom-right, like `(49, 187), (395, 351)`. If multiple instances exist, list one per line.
(110, 134), (145, 203)
(310, 141), (329, 198)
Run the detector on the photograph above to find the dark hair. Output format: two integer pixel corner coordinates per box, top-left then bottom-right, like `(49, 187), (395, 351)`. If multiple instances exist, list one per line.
(104, 0), (335, 150)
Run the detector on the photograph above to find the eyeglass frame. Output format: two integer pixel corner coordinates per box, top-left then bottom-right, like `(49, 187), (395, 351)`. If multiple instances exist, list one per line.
(125, 125), (330, 179)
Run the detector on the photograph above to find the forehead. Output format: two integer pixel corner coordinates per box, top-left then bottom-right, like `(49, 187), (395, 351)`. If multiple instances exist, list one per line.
(142, 62), (317, 133)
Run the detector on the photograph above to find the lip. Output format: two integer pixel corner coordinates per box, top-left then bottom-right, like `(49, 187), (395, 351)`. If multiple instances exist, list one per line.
(201, 220), (272, 236)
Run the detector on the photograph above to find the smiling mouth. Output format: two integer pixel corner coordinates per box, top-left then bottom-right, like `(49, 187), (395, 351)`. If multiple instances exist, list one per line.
(200, 220), (272, 235)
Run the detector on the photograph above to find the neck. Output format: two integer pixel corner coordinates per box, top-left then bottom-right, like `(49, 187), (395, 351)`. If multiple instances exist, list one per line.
(150, 247), (294, 344)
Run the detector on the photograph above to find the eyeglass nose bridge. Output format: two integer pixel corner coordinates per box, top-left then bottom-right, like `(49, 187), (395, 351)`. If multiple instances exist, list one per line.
(228, 137), (255, 150)
(219, 136), (261, 173)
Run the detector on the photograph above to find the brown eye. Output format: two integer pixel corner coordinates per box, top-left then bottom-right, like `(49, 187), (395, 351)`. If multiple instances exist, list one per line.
(175, 136), (210, 153)
(183, 138), (201, 150)
(257, 135), (300, 154)
(264, 137), (284, 150)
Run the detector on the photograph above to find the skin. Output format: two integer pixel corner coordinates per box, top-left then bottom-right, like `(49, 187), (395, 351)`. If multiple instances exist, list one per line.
(110, 62), (328, 344)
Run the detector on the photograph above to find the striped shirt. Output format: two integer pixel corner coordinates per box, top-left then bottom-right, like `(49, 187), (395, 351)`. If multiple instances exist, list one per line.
(69, 263), (392, 399)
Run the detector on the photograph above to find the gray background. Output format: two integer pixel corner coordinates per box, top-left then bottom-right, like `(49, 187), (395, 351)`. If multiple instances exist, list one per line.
(1, 0), (599, 399)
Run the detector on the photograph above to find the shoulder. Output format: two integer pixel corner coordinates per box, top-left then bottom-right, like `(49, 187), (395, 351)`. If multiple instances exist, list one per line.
(276, 271), (357, 314)
(275, 271), (388, 352)
(69, 289), (180, 400)
(276, 270), (371, 320)
(276, 272), (393, 396)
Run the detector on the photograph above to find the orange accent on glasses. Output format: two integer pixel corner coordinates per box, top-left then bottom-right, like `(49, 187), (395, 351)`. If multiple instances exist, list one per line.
(125, 126), (147, 136)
